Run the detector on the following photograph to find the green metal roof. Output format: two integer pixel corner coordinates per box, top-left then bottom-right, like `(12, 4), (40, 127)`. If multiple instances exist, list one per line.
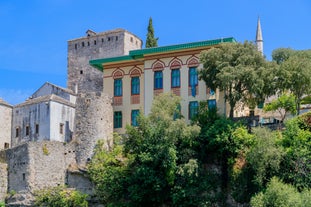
(130, 37), (236, 57)
(89, 55), (133, 71)
(90, 37), (236, 71)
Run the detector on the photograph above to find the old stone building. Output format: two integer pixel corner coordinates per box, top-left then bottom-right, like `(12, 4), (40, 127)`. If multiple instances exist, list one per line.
(0, 19), (264, 206)
(11, 82), (76, 147)
(0, 99), (12, 150)
(67, 29), (142, 93)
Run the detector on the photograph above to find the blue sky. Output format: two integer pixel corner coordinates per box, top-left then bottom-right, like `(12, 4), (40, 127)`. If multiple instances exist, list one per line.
(0, 0), (311, 105)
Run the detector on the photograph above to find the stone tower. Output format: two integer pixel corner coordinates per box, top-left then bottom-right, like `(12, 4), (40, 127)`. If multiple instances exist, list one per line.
(67, 29), (143, 93)
(256, 17), (263, 55)
(74, 92), (113, 167)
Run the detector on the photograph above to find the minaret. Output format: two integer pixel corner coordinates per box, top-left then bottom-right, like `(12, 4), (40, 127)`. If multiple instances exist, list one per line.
(256, 17), (263, 55)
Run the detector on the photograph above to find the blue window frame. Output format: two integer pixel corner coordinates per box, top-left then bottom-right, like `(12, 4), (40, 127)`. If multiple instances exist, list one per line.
(114, 111), (122, 128)
(131, 110), (140, 126)
(208, 99), (216, 110)
(131, 77), (140, 95)
(189, 67), (198, 86)
(189, 67), (198, 97)
(189, 101), (199, 119)
(154, 71), (163, 89)
(114, 79), (122, 96)
(171, 69), (180, 88)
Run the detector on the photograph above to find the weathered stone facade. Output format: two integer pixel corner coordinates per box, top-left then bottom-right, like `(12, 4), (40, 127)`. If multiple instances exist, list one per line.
(4, 141), (76, 206)
(74, 92), (113, 167)
(0, 151), (8, 202)
(0, 99), (12, 150)
(0, 28), (134, 206)
(67, 29), (142, 93)
(12, 94), (75, 147)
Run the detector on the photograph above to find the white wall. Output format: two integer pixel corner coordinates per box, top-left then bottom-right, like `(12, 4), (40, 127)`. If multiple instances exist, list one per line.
(11, 102), (51, 147)
(49, 101), (75, 142)
(0, 104), (12, 149)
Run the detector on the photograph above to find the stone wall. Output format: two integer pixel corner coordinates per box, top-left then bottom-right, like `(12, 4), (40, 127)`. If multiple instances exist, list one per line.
(74, 92), (113, 167)
(67, 29), (142, 93)
(0, 101), (12, 150)
(6, 141), (77, 206)
(0, 150), (7, 202)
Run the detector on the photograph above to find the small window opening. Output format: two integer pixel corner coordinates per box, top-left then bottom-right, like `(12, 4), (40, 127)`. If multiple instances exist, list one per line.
(130, 37), (133, 42)
(87, 41), (90, 46)
(35, 124), (39, 134)
(60, 123), (64, 134)
(116, 36), (118, 41)
(80, 70), (83, 74)
(102, 38), (104, 42)
(15, 128), (19, 137)
(4, 143), (9, 149)
(22, 173), (26, 181)
(94, 40), (97, 45)
(26, 126), (30, 136)
(75, 44), (77, 49)
(108, 37), (111, 41)
(82, 42), (85, 47)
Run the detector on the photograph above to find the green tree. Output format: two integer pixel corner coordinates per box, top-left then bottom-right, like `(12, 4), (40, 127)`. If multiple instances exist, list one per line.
(280, 113), (311, 190)
(272, 49), (311, 115)
(145, 17), (158, 48)
(199, 41), (268, 118)
(250, 177), (311, 207)
(263, 93), (296, 124)
(34, 186), (88, 207)
(123, 93), (200, 206)
(0, 201), (4, 207)
(247, 128), (284, 190)
(89, 93), (207, 206)
(88, 135), (130, 205)
(194, 102), (254, 205)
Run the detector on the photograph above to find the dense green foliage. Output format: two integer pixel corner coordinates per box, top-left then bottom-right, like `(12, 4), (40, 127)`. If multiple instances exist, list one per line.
(88, 91), (311, 206)
(0, 201), (4, 207)
(88, 45), (311, 206)
(145, 17), (158, 48)
(34, 186), (88, 207)
(263, 93), (296, 123)
(272, 48), (311, 114)
(199, 42), (269, 118)
(251, 177), (311, 207)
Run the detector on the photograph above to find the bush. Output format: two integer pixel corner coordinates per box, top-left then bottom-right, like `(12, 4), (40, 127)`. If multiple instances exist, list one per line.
(0, 201), (4, 207)
(34, 186), (88, 207)
(250, 177), (311, 207)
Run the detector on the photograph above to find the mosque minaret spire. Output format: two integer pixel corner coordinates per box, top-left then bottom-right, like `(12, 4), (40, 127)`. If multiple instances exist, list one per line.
(256, 17), (263, 56)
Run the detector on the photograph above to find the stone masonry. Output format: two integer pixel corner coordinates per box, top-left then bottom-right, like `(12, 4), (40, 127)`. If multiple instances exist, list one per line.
(67, 29), (142, 94)
(0, 151), (8, 202)
(4, 141), (76, 206)
(74, 92), (113, 167)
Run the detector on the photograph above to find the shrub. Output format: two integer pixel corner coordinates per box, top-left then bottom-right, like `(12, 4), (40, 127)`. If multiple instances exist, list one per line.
(250, 177), (311, 207)
(34, 186), (88, 207)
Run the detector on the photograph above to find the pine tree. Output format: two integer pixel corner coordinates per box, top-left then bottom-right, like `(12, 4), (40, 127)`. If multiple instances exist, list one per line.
(146, 17), (158, 48)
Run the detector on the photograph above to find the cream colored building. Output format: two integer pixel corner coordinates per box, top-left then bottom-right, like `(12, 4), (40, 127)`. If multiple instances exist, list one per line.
(90, 37), (236, 133)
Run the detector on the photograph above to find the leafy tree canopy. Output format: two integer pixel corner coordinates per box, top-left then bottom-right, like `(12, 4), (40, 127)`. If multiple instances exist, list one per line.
(250, 177), (311, 207)
(199, 41), (269, 118)
(263, 93), (296, 123)
(272, 49), (311, 114)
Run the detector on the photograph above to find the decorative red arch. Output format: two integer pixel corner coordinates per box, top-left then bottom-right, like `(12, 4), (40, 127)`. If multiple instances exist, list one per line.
(151, 60), (165, 71)
(112, 68), (125, 79)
